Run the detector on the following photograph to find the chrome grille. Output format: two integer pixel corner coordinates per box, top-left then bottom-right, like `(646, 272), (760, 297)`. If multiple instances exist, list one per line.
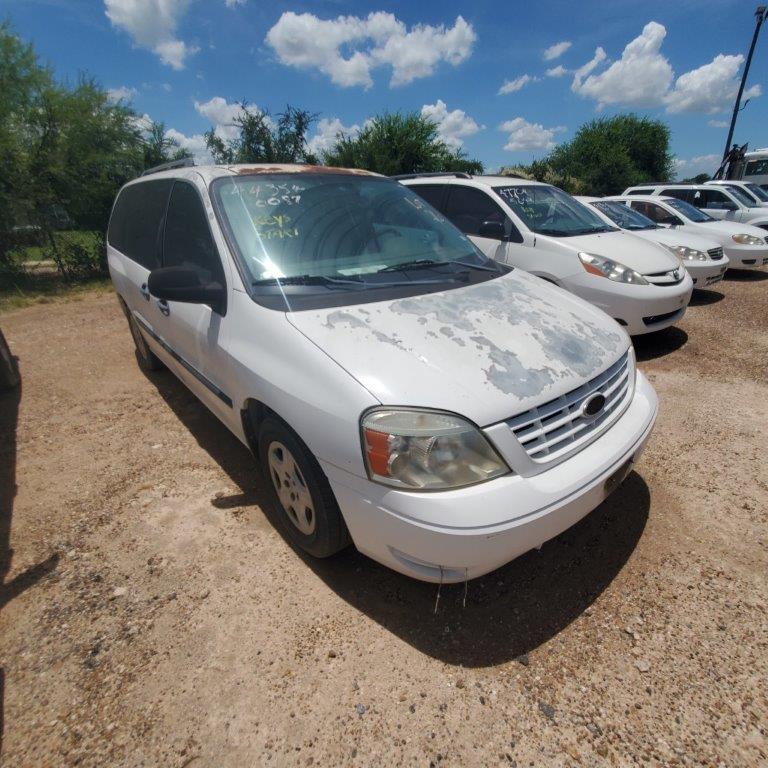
(645, 269), (685, 285)
(506, 352), (632, 462)
(707, 247), (724, 260)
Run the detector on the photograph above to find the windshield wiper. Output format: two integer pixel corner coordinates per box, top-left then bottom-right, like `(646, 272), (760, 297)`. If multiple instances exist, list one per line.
(253, 274), (364, 287)
(377, 258), (498, 274)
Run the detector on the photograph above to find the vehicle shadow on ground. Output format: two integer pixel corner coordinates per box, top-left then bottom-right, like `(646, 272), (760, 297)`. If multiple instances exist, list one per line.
(725, 268), (768, 282)
(632, 326), (688, 362)
(689, 289), (724, 306)
(145, 367), (650, 668)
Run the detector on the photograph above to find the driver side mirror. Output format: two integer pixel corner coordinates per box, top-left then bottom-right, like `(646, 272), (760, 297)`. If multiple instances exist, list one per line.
(148, 266), (226, 315)
(478, 220), (507, 240)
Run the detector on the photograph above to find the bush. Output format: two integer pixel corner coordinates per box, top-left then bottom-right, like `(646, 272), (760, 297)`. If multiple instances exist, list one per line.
(45, 231), (106, 282)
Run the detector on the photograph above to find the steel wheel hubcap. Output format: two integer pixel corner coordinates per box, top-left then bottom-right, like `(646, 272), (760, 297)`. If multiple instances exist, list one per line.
(267, 441), (316, 535)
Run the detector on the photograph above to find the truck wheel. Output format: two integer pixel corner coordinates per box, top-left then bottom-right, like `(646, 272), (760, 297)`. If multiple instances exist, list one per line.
(258, 417), (350, 558)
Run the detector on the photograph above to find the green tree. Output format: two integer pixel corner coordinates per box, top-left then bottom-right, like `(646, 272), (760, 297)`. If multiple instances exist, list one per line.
(322, 112), (483, 176)
(539, 114), (673, 195)
(142, 120), (191, 169)
(205, 104), (318, 165)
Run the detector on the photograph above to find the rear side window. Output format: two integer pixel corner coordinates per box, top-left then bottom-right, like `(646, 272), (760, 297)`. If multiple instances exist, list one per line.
(660, 188), (693, 203)
(410, 184), (447, 211)
(163, 181), (224, 284)
(108, 180), (173, 270)
(626, 189), (651, 195)
(630, 201), (680, 225)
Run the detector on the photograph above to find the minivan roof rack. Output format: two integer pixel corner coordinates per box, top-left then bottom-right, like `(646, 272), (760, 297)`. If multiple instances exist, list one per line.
(141, 157), (196, 177)
(390, 172), (472, 181)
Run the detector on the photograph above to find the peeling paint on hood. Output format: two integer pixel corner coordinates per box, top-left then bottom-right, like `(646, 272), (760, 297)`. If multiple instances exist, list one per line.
(287, 270), (628, 426)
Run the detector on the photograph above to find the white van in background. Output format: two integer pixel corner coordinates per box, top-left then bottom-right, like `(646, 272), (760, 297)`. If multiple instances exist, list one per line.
(610, 195), (768, 269)
(400, 174), (692, 336)
(577, 196), (729, 289)
(705, 180), (768, 208)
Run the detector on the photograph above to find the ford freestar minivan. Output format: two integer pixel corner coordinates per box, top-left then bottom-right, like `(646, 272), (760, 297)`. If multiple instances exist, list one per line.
(400, 175), (693, 336)
(108, 162), (658, 583)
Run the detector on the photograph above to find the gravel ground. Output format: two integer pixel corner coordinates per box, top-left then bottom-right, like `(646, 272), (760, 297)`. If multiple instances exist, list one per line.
(1, 273), (766, 767)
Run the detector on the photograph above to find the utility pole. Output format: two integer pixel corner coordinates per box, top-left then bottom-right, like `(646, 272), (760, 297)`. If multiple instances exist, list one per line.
(722, 5), (767, 162)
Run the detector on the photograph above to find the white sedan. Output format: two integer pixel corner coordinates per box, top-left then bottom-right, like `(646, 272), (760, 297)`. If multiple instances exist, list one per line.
(610, 195), (768, 270)
(577, 196), (729, 289)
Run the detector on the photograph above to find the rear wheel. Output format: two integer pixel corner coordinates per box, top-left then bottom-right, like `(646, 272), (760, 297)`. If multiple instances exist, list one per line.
(258, 417), (350, 558)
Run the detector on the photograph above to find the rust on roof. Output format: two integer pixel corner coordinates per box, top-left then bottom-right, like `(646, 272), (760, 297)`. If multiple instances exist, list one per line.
(232, 164), (379, 176)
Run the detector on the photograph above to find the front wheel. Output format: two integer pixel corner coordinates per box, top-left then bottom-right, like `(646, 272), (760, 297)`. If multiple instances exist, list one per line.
(258, 417), (350, 558)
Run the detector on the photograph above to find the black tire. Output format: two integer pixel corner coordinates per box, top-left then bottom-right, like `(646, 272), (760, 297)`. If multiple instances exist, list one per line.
(258, 416), (350, 558)
(119, 299), (164, 372)
(0, 328), (20, 390)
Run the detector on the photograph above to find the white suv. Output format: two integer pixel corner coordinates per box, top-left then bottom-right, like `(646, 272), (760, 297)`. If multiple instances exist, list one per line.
(623, 183), (768, 230)
(401, 174), (692, 336)
(107, 162), (658, 583)
(704, 180), (768, 209)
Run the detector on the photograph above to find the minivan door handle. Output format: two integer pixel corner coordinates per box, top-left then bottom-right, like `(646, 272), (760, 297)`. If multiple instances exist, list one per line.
(157, 299), (170, 316)
(140, 283), (151, 301)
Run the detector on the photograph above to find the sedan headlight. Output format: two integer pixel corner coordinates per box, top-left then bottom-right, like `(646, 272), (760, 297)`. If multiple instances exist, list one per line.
(361, 408), (510, 490)
(578, 252), (648, 285)
(732, 233), (766, 246)
(664, 244), (708, 261)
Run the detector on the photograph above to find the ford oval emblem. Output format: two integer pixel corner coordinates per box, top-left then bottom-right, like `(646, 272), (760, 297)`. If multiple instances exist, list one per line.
(582, 393), (606, 419)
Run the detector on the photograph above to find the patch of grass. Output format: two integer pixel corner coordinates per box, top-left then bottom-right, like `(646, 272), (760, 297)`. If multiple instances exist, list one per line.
(0, 271), (113, 313)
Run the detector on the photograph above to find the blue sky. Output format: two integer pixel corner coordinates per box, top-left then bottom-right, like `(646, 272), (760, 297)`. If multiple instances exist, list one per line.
(3, 0), (766, 176)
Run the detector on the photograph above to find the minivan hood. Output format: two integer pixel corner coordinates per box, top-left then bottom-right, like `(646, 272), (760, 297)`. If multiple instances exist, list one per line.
(287, 270), (628, 427)
(554, 230), (678, 274)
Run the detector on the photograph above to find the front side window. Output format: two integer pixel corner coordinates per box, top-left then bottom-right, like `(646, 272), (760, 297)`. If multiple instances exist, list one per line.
(108, 180), (173, 270)
(629, 201), (680, 225)
(743, 183), (768, 202)
(663, 198), (715, 223)
(494, 185), (615, 237)
(211, 174), (504, 310)
(719, 185), (754, 207)
(745, 159), (768, 177)
(592, 200), (657, 230)
(163, 181), (224, 285)
(444, 186), (509, 237)
(693, 188), (736, 211)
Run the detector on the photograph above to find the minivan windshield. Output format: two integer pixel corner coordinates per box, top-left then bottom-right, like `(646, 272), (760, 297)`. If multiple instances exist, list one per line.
(493, 185), (616, 237)
(212, 173), (505, 309)
(664, 197), (715, 223)
(591, 200), (658, 230)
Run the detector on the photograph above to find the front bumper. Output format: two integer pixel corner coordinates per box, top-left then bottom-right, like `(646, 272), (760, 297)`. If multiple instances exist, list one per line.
(723, 244), (768, 269)
(323, 372), (658, 583)
(687, 257), (730, 288)
(563, 272), (693, 335)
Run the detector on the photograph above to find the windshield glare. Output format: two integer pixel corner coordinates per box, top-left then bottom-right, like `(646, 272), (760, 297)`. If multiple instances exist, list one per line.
(212, 175), (494, 288)
(592, 200), (657, 230)
(664, 197), (714, 223)
(494, 185), (615, 237)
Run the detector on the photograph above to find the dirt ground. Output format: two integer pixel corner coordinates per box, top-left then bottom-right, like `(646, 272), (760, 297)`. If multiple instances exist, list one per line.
(1, 273), (766, 768)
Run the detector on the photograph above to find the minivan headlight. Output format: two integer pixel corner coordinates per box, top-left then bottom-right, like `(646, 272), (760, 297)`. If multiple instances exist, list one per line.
(361, 408), (510, 490)
(664, 244), (708, 261)
(578, 252), (648, 285)
(732, 233), (765, 246)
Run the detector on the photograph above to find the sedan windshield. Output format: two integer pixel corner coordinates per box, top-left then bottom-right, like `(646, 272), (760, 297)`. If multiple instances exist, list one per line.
(592, 200), (657, 230)
(212, 174), (504, 309)
(664, 197), (715, 223)
(494, 185), (616, 237)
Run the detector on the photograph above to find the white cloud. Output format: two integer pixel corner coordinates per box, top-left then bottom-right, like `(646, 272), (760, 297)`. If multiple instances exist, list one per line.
(498, 74), (537, 95)
(543, 41), (571, 61)
(499, 118), (566, 152)
(572, 22), (672, 109)
(265, 12), (475, 89)
(421, 100), (482, 149)
(194, 96), (270, 141)
(104, 0), (199, 70)
(665, 54), (762, 114)
(107, 85), (138, 102)
(673, 154), (720, 178)
(165, 127), (210, 161)
(571, 21), (762, 115)
(307, 118), (361, 156)
(708, 119), (729, 128)
(224, 0), (246, 7)
(546, 65), (568, 78)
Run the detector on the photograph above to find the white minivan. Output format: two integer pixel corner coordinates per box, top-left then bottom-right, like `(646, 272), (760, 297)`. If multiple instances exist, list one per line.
(108, 162), (658, 583)
(401, 174), (692, 336)
(704, 180), (768, 209)
(612, 195), (768, 270)
(577, 196), (729, 288)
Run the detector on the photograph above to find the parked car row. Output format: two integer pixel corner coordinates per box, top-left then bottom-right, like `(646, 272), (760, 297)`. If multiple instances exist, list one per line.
(106, 163), (764, 585)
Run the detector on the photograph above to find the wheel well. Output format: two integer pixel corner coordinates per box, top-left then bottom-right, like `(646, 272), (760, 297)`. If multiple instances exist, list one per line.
(241, 399), (283, 457)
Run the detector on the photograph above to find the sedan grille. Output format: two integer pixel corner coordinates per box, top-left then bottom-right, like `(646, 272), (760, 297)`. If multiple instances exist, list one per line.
(707, 247), (724, 260)
(506, 352), (632, 462)
(645, 269), (685, 286)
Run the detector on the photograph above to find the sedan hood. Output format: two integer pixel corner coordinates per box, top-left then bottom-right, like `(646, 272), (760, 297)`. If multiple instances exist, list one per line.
(287, 270), (628, 427)
(559, 230), (679, 274)
(696, 220), (768, 239)
(631, 228), (721, 253)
